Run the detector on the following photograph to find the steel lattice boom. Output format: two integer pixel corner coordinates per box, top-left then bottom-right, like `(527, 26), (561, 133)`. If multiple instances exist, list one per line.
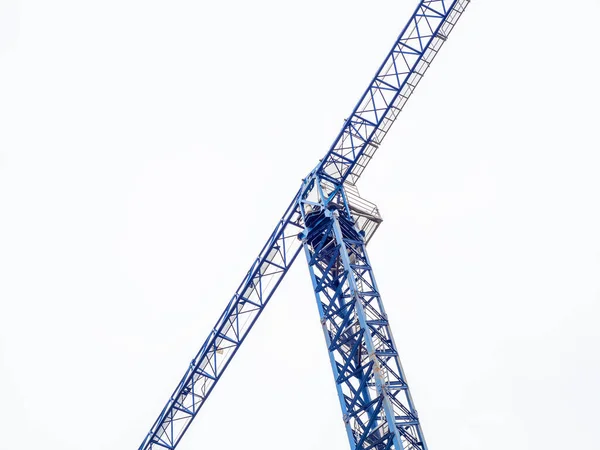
(319, 0), (470, 185)
(138, 1), (471, 449)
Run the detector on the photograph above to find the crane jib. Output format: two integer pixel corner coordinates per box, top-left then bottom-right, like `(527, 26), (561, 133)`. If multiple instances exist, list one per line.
(317, 0), (469, 186)
(138, 1), (471, 449)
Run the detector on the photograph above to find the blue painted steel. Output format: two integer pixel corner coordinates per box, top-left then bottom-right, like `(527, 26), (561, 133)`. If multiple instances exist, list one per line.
(138, 193), (305, 450)
(139, 1), (470, 448)
(299, 176), (427, 450)
(317, 0), (471, 186)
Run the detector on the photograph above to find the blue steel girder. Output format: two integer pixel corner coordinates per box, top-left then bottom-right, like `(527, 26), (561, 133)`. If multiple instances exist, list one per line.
(299, 177), (426, 450)
(139, 193), (304, 450)
(317, 0), (470, 185)
(139, 0), (472, 448)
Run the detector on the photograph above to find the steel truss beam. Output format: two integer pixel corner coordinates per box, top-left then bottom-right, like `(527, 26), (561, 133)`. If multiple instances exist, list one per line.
(300, 178), (426, 450)
(139, 1), (471, 448)
(138, 194), (304, 450)
(317, 0), (470, 186)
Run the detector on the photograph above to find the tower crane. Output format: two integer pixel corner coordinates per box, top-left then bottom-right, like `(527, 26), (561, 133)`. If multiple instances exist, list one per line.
(138, 1), (471, 449)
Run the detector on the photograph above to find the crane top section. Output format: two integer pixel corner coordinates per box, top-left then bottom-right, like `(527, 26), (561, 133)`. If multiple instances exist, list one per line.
(138, 2), (472, 449)
(316, 0), (469, 186)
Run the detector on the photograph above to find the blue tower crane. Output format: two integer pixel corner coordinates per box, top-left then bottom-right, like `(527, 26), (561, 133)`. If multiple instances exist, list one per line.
(139, 1), (471, 449)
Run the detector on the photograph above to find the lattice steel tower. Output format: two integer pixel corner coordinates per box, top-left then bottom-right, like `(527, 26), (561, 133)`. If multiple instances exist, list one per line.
(138, 1), (472, 449)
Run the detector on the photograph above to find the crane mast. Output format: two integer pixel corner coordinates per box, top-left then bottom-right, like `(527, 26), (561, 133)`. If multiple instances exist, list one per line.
(138, 1), (471, 449)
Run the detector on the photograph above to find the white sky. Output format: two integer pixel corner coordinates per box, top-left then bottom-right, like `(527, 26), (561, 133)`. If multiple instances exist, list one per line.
(1, 1), (599, 449)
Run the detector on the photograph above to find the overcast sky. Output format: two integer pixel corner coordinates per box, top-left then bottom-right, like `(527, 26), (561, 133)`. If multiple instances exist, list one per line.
(1, 1), (599, 449)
